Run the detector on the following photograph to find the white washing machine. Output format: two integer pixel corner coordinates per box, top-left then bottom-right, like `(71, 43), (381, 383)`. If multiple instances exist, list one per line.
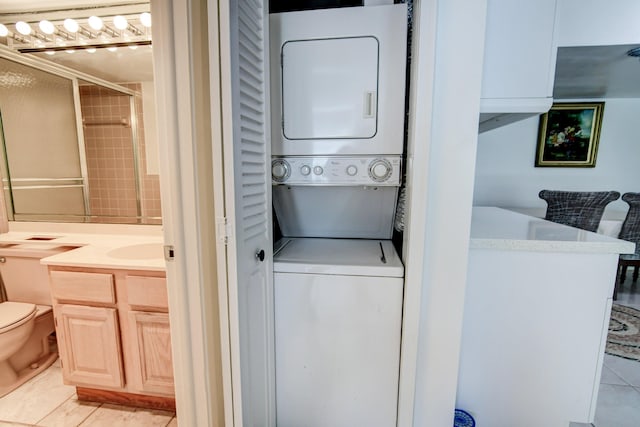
(274, 237), (404, 427)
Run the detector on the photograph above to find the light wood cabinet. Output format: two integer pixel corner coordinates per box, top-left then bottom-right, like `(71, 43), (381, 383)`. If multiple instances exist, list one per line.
(127, 311), (174, 395)
(124, 274), (174, 396)
(56, 304), (124, 389)
(49, 267), (174, 408)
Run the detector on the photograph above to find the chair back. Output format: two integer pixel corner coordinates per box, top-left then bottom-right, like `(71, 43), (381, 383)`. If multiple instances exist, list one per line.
(619, 192), (640, 256)
(538, 190), (620, 232)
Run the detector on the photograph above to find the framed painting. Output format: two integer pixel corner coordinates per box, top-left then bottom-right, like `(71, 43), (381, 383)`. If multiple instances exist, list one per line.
(535, 102), (605, 167)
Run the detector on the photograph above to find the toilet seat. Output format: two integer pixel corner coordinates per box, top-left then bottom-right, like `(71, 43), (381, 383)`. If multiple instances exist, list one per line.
(0, 302), (37, 333)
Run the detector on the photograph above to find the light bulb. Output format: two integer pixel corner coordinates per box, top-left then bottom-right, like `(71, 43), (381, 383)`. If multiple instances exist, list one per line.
(45, 50), (55, 56)
(128, 45), (138, 50)
(39, 20), (55, 34)
(140, 12), (151, 28)
(88, 16), (103, 31)
(63, 18), (79, 33)
(0, 24), (8, 37)
(113, 15), (128, 30)
(65, 49), (75, 54)
(107, 46), (118, 52)
(86, 48), (97, 53)
(15, 21), (32, 35)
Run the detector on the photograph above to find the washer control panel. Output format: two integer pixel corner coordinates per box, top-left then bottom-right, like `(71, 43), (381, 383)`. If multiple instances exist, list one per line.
(272, 156), (401, 186)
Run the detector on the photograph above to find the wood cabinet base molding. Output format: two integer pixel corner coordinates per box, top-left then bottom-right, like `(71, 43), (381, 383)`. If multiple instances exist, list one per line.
(76, 387), (176, 411)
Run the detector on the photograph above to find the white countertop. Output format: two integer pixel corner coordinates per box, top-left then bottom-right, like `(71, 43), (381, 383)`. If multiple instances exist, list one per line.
(0, 231), (166, 271)
(470, 207), (635, 254)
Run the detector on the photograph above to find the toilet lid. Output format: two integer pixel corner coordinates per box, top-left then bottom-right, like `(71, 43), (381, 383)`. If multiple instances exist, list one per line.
(0, 302), (37, 330)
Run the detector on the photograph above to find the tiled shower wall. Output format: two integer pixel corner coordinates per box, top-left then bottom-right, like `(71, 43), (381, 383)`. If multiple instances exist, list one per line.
(79, 83), (161, 224)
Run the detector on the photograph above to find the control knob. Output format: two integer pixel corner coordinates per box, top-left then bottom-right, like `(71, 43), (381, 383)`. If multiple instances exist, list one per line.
(346, 165), (358, 176)
(300, 165), (311, 176)
(368, 158), (393, 183)
(271, 159), (290, 183)
(313, 166), (324, 175)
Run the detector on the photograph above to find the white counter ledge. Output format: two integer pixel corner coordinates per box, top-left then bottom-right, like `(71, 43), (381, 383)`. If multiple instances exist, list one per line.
(0, 230), (165, 271)
(459, 207), (632, 426)
(470, 207), (634, 254)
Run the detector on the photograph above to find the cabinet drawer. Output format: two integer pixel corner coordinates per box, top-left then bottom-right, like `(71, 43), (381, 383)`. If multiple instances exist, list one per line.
(50, 271), (115, 304)
(127, 276), (168, 310)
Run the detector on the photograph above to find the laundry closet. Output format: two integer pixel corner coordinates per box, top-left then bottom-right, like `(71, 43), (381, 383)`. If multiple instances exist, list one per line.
(268, 2), (408, 426)
(153, 0), (486, 423)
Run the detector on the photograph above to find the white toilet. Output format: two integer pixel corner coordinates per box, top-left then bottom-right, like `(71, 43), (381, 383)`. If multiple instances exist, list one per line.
(0, 243), (73, 397)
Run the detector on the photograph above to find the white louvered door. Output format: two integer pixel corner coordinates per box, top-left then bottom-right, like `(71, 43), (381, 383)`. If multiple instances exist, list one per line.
(218, 0), (274, 426)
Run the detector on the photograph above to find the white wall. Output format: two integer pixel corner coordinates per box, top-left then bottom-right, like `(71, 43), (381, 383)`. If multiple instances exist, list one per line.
(141, 81), (160, 175)
(409, 0), (487, 425)
(473, 98), (640, 216)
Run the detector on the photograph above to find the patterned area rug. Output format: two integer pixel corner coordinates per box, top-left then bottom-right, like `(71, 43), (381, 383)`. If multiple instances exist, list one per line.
(607, 304), (640, 362)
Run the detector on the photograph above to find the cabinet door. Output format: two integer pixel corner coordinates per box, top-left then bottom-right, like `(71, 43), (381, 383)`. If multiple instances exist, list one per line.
(481, 0), (557, 100)
(127, 311), (174, 395)
(56, 304), (124, 389)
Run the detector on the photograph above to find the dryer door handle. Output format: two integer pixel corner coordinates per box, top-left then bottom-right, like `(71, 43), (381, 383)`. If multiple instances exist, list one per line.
(363, 91), (376, 118)
(255, 249), (265, 262)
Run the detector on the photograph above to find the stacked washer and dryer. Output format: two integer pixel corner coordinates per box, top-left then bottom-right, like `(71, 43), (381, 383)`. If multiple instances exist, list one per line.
(270, 4), (407, 427)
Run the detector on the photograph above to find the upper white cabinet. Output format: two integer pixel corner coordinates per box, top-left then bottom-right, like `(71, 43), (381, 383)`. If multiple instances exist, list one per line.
(555, 0), (640, 47)
(479, 0), (558, 132)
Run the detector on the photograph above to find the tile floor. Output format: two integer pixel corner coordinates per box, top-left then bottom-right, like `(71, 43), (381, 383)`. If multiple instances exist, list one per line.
(571, 275), (640, 427)
(0, 359), (177, 426)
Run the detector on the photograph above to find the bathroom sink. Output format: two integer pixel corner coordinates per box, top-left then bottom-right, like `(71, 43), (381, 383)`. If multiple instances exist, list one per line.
(26, 236), (61, 241)
(106, 243), (164, 260)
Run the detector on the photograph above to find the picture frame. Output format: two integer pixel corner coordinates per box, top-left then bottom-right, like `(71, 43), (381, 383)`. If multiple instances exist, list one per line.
(535, 102), (605, 167)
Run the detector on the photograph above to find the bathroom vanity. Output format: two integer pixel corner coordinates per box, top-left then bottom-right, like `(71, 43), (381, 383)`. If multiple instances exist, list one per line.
(49, 268), (173, 409)
(0, 228), (172, 410)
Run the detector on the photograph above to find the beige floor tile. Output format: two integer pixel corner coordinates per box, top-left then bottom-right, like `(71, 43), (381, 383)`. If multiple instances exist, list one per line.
(167, 416), (178, 426)
(37, 395), (101, 427)
(80, 404), (174, 427)
(0, 365), (75, 424)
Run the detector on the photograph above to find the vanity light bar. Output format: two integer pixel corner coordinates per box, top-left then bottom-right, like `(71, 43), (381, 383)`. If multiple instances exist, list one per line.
(0, 13), (151, 52)
(18, 39), (151, 53)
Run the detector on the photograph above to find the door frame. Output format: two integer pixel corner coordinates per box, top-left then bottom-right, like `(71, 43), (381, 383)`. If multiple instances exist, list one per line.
(151, 0), (226, 425)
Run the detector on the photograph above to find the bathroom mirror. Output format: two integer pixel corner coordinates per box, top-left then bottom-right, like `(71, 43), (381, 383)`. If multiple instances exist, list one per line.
(0, 23), (160, 224)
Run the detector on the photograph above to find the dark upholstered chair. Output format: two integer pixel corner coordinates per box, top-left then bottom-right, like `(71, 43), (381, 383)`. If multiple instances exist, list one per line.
(614, 193), (640, 300)
(538, 190), (620, 232)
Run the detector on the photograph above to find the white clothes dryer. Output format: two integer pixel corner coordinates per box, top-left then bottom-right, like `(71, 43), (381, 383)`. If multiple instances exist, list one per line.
(273, 237), (404, 427)
(270, 4), (408, 156)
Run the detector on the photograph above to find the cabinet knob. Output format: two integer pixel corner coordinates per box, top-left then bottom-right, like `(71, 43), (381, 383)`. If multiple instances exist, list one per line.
(255, 249), (265, 262)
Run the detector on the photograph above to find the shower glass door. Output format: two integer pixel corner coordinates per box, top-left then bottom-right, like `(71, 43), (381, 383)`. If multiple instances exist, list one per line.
(0, 57), (86, 221)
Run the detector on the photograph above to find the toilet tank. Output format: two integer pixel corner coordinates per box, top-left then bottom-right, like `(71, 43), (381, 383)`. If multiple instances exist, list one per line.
(0, 244), (76, 306)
